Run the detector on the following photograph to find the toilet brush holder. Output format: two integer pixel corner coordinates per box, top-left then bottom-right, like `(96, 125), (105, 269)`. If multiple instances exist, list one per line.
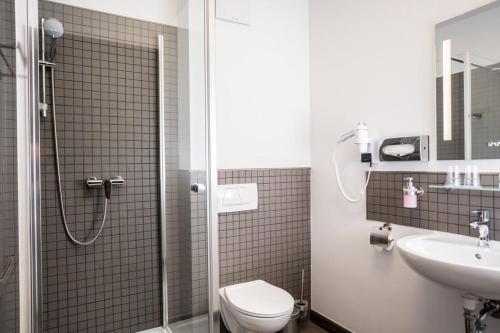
(294, 299), (309, 320)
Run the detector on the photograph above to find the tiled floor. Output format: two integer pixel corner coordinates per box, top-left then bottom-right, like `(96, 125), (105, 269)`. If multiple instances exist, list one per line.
(300, 320), (329, 333)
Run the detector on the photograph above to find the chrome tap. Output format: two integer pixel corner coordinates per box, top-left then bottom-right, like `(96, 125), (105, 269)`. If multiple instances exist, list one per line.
(470, 210), (491, 248)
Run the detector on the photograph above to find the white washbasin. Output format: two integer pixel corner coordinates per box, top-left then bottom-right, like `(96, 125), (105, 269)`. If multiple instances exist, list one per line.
(397, 233), (500, 300)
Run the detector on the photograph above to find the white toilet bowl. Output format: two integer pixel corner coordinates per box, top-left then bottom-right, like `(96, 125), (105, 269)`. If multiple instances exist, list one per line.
(219, 280), (294, 333)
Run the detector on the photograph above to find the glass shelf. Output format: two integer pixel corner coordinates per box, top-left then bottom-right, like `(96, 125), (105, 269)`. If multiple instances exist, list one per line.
(429, 184), (500, 192)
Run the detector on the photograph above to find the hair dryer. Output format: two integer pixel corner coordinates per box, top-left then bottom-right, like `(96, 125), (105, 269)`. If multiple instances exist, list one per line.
(333, 122), (373, 203)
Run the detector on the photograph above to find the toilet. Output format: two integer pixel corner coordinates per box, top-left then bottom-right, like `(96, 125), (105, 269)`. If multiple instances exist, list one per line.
(219, 280), (294, 333)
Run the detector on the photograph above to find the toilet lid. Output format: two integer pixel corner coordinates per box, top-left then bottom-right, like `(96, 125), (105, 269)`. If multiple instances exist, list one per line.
(224, 280), (294, 318)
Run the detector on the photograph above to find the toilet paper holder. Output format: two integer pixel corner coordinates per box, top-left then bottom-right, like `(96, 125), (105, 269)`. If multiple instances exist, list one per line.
(370, 223), (395, 251)
(379, 223), (392, 231)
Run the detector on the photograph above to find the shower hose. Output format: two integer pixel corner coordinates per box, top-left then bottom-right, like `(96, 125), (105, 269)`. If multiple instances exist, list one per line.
(50, 67), (108, 246)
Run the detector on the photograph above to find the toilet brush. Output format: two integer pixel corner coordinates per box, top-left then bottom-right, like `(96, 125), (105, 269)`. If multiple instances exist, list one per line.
(294, 269), (308, 318)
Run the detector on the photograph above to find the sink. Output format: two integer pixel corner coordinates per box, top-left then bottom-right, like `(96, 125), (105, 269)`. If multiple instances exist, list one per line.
(397, 233), (500, 300)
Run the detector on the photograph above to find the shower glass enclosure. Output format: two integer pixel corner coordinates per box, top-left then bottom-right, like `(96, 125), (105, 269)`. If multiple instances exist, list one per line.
(5, 0), (218, 332)
(0, 0), (19, 332)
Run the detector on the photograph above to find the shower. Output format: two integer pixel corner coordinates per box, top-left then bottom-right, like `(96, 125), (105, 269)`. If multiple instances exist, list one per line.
(7, 1), (218, 331)
(42, 18), (63, 61)
(39, 18), (123, 246)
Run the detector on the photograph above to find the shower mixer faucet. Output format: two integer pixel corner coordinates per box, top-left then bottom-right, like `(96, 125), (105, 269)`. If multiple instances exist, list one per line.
(86, 176), (125, 199)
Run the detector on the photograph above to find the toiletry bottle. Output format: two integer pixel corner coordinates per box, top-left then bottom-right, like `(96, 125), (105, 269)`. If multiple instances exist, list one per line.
(403, 177), (424, 209)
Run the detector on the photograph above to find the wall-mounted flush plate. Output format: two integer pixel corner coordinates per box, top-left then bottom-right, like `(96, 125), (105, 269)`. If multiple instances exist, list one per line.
(217, 183), (258, 213)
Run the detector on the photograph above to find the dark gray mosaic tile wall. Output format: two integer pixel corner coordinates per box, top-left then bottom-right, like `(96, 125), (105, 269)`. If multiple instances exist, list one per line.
(176, 168), (312, 319)
(218, 168), (311, 305)
(39, 1), (184, 331)
(0, 0), (19, 331)
(367, 171), (500, 240)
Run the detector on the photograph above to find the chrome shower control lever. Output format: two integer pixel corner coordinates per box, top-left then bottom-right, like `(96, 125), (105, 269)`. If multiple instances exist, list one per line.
(86, 177), (103, 188)
(110, 175), (125, 186)
(104, 176), (124, 200)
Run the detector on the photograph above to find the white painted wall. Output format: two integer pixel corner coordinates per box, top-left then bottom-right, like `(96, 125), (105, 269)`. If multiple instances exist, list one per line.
(310, 1), (500, 332)
(215, 0), (311, 169)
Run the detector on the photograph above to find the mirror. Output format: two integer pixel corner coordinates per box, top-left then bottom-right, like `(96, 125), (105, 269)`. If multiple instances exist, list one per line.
(436, 1), (500, 160)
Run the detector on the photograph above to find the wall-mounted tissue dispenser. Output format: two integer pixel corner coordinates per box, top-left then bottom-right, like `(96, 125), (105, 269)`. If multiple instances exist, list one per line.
(379, 135), (429, 162)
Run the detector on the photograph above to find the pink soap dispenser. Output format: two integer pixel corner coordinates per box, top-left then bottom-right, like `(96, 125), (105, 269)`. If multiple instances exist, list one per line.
(403, 177), (424, 208)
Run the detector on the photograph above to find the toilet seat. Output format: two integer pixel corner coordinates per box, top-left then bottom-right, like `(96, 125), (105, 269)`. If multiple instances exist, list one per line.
(224, 280), (294, 318)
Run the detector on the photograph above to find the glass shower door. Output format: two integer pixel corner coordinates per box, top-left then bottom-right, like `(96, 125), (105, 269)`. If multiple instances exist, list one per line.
(0, 0), (19, 332)
(163, 1), (212, 331)
(34, 1), (215, 332)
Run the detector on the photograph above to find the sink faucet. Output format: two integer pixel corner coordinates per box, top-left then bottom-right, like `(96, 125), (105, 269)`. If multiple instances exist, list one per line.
(470, 210), (491, 248)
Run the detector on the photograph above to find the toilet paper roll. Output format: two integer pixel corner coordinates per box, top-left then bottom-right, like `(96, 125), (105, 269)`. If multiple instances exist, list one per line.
(370, 226), (394, 251)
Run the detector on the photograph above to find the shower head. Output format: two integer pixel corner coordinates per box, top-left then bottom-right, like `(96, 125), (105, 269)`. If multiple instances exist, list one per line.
(42, 18), (64, 62)
(43, 18), (64, 39)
